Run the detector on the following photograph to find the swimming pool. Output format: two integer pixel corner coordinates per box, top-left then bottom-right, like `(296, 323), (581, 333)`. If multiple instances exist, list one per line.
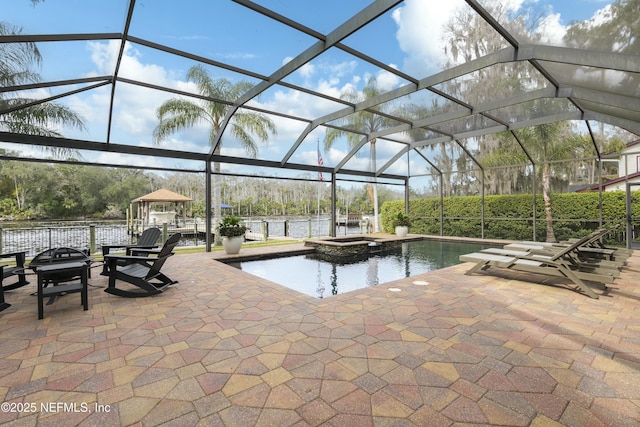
(231, 239), (494, 298)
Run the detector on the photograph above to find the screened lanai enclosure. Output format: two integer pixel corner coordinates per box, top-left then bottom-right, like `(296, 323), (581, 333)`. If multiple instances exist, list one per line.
(1, 0), (639, 249)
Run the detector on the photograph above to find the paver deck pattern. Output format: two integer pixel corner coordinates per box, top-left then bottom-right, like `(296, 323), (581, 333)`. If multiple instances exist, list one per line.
(0, 242), (639, 426)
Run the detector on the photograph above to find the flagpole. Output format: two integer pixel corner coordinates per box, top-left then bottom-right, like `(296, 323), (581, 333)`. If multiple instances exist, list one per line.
(317, 139), (323, 237)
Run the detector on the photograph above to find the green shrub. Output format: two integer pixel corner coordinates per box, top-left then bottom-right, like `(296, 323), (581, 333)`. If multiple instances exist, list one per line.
(382, 191), (635, 242)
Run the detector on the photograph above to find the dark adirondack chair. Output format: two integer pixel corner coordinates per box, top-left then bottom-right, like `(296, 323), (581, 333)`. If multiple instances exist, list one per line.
(1, 251), (30, 312)
(104, 233), (181, 298)
(1, 266), (9, 312)
(1, 251), (30, 290)
(101, 227), (162, 274)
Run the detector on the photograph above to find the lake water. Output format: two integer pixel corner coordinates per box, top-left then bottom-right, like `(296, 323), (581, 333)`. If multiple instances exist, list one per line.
(0, 217), (364, 256)
(231, 239), (494, 298)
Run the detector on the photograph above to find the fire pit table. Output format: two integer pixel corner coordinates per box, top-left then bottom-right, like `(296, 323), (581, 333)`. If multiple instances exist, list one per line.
(36, 261), (88, 319)
(28, 247), (94, 319)
(29, 247), (93, 278)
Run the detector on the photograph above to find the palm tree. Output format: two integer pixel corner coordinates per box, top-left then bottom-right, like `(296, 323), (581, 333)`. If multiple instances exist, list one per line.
(482, 121), (590, 242)
(323, 77), (400, 232)
(0, 22), (85, 155)
(153, 65), (276, 244)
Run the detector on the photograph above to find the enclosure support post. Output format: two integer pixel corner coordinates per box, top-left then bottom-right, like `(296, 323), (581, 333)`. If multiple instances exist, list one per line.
(532, 167), (537, 241)
(584, 121), (604, 227)
(331, 173), (337, 237)
(599, 159), (604, 227)
(404, 178), (410, 215)
(510, 130), (537, 241)
(481, 170), (485, 239)
(205, 161), (212, 252)
(598, 161), (604, 227)
(626, 183), (633, 249)
(439, 173), (444, 236)
(454, 140), (484, 239)
(412, 149), (442, 236)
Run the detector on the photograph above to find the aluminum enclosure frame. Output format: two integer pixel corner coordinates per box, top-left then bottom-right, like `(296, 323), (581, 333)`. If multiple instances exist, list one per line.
(0, 0), (638, 248)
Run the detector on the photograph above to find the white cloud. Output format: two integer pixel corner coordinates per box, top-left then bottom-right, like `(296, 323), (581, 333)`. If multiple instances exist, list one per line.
(589, 4), (614, 27)
(391, 0), (531, 74)
(298, 148), (324, 167)
(93, 151), (168, 169)
(534, 2), (618, 47)
(498, 0), (527, 13)
(328, 147), (370, 170)
(84, 41), (190, 141)
(392, 0), (465, 74)
(78, 37), (414, 171)
(298, 62), (315, 79)
(285, 55), (316, 81)
(375, 66), (401, 91)
(329, 60), (359, 78)
(536, 13), (566, 45)
(386, 157), (409, 175)
(391, 0), (620, 75)
(87, 41), (118, 73)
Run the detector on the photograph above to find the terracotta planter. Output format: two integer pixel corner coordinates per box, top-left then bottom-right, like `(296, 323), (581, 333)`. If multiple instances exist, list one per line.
(395, 226), (409, 237)
(222, 236), (243, 254)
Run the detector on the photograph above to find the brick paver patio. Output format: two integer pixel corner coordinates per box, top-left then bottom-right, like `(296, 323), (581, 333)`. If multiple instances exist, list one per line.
(0, 242), (639, 426)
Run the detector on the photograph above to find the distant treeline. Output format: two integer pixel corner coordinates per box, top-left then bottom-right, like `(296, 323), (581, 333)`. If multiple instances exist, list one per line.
(0, 160), (406, 220)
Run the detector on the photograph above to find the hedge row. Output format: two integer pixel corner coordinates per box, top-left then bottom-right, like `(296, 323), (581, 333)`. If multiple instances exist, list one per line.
(381, 191), (640, 242)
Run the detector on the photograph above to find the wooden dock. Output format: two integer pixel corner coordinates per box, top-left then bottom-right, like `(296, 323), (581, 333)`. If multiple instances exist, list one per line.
(336, 213), (363, 226)
(130, 223), (210, 240)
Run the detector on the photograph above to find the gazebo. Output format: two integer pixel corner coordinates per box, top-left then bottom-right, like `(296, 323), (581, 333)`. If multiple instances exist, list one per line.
(131, 189), (192, 230)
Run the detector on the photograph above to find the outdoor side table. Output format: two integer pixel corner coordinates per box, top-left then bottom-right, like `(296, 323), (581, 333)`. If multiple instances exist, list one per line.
(36, 261), (88, 319)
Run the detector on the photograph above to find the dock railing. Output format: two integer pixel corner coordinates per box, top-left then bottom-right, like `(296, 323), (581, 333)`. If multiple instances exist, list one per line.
(0, 216), (372, 257)
(0, 224), (129, 258)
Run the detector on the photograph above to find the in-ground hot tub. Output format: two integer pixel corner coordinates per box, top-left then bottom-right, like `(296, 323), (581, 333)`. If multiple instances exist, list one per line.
(303, 234), (423, 257)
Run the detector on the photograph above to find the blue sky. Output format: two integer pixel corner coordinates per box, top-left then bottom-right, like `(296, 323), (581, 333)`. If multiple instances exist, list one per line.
(2, 0), (620, 177)
(550, 0), (614, 22)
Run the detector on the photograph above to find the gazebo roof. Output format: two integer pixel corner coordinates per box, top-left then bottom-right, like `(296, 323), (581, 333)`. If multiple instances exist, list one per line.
(132, 189), (192, 203)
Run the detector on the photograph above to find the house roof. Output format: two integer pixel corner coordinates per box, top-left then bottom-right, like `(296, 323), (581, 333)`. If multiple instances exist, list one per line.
(625, 139), (640, 150)
(578, 172), (640, 192)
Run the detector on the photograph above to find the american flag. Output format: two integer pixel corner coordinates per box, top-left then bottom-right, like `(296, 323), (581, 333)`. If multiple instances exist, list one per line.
(317, 139), (324, 181)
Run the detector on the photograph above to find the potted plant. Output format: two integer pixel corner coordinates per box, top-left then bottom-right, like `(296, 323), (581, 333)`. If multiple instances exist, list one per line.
(392, 212), (411, 237)
(218, 216), (248, 254)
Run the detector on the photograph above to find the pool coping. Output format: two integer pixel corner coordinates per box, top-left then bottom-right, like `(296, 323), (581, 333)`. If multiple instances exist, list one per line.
(212, 243), (315, 263)
(212, 234), (513, 265)
(303, 233), (425, 246)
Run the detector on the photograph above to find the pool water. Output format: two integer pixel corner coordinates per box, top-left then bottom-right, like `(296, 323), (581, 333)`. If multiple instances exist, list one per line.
(232, 240), (493, 298)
